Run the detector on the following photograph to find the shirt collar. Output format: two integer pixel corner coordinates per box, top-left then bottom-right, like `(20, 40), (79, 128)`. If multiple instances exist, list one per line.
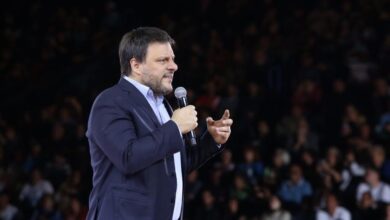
(123, 75), (164, 105)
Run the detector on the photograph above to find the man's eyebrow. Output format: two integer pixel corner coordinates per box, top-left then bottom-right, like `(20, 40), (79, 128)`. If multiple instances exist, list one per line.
(155, 55), (175, 60)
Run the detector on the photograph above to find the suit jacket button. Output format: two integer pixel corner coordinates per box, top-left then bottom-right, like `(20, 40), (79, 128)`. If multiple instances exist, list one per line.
(170, 197), (175, 203)
(171, 173), (176, 177)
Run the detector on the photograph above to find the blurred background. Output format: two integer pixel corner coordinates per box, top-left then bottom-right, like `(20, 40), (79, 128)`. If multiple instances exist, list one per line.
(0, 0), (389, 219)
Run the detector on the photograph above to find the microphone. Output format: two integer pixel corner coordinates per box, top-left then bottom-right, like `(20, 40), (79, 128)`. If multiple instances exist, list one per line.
(174, 87), (197, 146)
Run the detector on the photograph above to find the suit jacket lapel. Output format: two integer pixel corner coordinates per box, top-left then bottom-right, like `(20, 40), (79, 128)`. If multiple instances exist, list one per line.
(163, 98), (174, 116)
(118, 77), (160, 128)
(120, 77), (188, 173)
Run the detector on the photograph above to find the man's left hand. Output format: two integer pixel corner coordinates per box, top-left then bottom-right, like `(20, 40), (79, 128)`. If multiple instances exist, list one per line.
(206, 109), (233, 145)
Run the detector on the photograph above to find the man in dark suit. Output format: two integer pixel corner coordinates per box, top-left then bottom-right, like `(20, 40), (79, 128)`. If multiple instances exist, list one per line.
(86, 27), (233, 220)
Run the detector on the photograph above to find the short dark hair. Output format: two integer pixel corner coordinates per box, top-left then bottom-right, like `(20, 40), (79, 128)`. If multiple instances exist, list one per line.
(118, 27), (175, 75)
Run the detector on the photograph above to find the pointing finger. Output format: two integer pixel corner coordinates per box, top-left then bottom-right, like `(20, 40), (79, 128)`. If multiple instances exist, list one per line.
(217, 127), (231, 132)
(222, 109), (230, 119)
(222, 119), (233, 126)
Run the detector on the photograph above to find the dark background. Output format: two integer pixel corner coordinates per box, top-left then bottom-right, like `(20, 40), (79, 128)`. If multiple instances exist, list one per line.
(0, 0), (389, 219)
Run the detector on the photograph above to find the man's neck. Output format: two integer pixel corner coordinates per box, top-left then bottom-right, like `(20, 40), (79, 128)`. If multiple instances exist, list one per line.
(128, 74), (143, 84)
(124, 75), (164, 99)
(371, 181), (381, 188)
(328, 207), (337, 216)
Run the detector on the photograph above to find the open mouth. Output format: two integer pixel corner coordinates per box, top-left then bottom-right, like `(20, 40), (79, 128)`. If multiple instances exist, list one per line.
(163, 74), (173, 80)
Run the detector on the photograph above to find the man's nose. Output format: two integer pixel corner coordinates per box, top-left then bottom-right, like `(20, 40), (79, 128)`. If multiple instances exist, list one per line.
(168, 60), (178, 71)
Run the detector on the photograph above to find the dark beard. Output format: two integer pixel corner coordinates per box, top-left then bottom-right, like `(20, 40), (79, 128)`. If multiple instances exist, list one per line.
(142, 75), (172, 96)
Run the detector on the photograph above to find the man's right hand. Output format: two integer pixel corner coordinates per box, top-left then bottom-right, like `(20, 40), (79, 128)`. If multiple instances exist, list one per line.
(171, 105), (198, 134)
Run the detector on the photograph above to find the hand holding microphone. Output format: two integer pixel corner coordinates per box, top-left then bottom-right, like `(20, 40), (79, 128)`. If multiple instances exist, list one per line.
(171, 105), (198, 133)
(171, 87), (197, 146)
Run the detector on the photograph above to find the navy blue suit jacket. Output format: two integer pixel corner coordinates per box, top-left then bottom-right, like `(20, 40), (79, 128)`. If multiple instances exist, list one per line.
(86, 77), (223, 220)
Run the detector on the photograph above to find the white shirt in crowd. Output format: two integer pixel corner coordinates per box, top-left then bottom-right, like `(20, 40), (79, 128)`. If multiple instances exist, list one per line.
(316, 207), (351, 220)
(19, 180), (54, 206)
(356, 182), (390, 203)
(0, 204), (18, 220)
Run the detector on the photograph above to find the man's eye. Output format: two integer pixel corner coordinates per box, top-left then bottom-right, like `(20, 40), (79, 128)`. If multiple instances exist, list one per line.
(158, 58), (169, 63)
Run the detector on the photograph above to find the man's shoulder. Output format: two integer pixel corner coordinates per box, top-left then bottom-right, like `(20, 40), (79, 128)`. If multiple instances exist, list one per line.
(357, 182), (370, 191)
(336, 206), (351, 218)
(100, 83), (122, 97)
(316, 209), (328, 220)
(93, 84), (126, 104)
(336, 206), (349, 212)
(382, 182), (390, 191)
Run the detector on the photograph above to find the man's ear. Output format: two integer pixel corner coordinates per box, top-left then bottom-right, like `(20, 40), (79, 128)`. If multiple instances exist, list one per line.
(130, 58), (142, 76)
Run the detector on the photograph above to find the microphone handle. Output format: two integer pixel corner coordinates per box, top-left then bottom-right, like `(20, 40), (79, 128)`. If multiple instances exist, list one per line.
(177, 97), (188, 108)
(177, 97), (197, 146)
(187, 131), (197, 146)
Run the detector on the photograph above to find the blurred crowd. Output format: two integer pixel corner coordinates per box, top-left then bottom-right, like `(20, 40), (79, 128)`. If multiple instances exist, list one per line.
(0, 0), (389, 219)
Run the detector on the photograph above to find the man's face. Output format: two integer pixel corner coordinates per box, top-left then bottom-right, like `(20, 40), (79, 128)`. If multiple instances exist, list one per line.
(365, 169), (379, 185)
(138, 42), (178, 95)
(290, 166), (302, 184)
(326, 195), (338, 212)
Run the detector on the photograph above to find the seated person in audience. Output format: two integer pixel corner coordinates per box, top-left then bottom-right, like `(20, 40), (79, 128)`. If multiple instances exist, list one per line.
(356, 166), (390, 205)
(0, 192), (20, 220)
(316, 193), (351, 220)
(354, 191), (381, 220)
(277, 164), (312, 208)
(19, 169), (54, 208)
(370, 145), (390, 182)
(261, 195), (292, 220)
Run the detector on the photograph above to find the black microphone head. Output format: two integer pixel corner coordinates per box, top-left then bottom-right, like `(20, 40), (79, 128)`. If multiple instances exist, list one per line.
(174, 87), (187, 99)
